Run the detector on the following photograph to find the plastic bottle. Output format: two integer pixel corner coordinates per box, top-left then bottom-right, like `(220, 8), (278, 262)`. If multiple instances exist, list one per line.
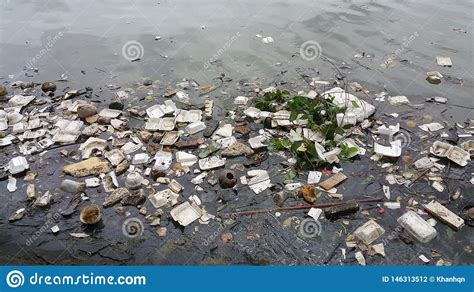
(60, 179), (86, 193)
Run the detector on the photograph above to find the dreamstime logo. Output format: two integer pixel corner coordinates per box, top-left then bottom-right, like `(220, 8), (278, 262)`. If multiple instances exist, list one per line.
(299, 218), (322, 238)
(6, 270), (24, 288)
(122, 217), (144, 238)
(391, 129), (412, 148)
(122, 40), (144, 61)
(299, 40), (322, 61)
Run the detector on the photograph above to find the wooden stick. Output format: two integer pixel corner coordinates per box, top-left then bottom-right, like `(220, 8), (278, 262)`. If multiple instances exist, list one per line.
(222, 197), (384, 217)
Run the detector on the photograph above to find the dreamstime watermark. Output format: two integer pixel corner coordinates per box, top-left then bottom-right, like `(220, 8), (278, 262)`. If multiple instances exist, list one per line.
(25, 212), (61, 246)
(6, 270), (24, 288)
(25, 31), (64, 69)
(5, 270), (146, 287)
(122, 217), (144, 238)
(201, 224), (225, 246)
(299, 40), (322, 61)
(203, 32), (241, 69)
(122, 40), (144, 61)
(381, 226), (403, 245)
(390, 129), (412, 148)
(299, 218), (322, 238)
(383, 31), (418, 67)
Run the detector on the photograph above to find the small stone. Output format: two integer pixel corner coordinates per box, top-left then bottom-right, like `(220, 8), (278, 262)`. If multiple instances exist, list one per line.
(41, 82), (56, 92)
(0, 85), (7, 96)
(0, 170), (8, 181)
(221, 142), (254, 157)
(62, 157), (110, 177)
(163, 88), (177, 97)
(109, 101), (124, 111)
(139, 206), (147, 215)
(77, 104), (97, 119)
(149, 217), (161, 226)
(120, 189), (146, 205)
(34, 191), (52, 207)
(115, 159), (129, 176)
(156, 227), (167, 237)
(9, 208), (25, 222)
(128, 108), (139, 116)
(426, 71), (443, 84)
(26, 184), (36, 199)
(233, 125), (251, 135)
(111, 119), (126, 131)
(103, 188), (130, 208)
(467, 208), (474, 220)
(220, 232), (233, 242)
(150, 169), (165, 181)
(400, 156), (413, 165)
(152, 132), (163, 143)
(24, 171), (37, 181)
(97, 116), (111, 125)
(82, 124), (100, 136)
(208, 178), (218, 186)
(139, 131), (153, 143)
(405, 120), (417, 128)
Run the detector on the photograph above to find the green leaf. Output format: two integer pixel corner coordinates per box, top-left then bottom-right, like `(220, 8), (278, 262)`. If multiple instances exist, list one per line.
(286, 170), (297, 180)
(271, 138), (291, 151)
(338, 143), (359, 160)
(217, 204), (228, 212)
(446, 227), (455, 240)
(289, 111), (298, 121)
(256, 90), (349, 171)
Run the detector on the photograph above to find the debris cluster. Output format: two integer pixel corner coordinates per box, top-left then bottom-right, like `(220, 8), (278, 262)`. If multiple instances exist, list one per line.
(1, 75), (472, 265)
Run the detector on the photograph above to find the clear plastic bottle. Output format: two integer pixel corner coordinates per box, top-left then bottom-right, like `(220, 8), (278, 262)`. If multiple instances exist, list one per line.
(60, 179), (86, 193)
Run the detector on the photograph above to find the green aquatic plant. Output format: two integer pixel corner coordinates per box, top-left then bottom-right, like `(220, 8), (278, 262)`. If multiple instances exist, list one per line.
(255, 89), (291, 112)
(338, 142), (359, 161)
(260, 93), (357, 170)
(287, 95), (347, 141)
